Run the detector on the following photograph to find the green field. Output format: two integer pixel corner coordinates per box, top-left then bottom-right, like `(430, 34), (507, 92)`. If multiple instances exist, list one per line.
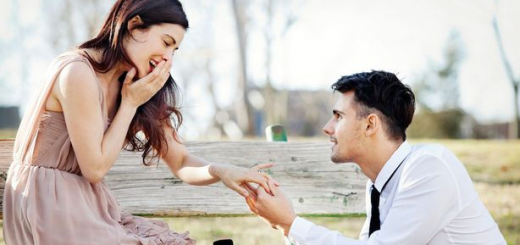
(1, 138), (519, 244)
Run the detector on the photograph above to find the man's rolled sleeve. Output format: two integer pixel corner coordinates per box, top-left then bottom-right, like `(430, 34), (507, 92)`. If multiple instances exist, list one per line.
(288, 216), (366, 245)
(288, 216), (313, 243)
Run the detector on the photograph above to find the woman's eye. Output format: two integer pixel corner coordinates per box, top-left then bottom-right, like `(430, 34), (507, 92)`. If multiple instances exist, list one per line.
(163, 41), (170, 47)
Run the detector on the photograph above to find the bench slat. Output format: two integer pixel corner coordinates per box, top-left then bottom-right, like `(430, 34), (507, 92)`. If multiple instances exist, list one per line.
(0, 139), (366, 217)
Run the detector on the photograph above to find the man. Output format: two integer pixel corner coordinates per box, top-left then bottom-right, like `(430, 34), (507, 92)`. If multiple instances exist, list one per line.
(246, 71), (506, 244)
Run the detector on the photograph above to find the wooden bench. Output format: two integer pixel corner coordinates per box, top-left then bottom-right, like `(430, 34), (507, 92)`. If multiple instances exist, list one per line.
(0, 139), (367, 219)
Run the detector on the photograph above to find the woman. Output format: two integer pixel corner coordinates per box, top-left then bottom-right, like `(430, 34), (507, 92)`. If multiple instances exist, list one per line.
(3, 0), (272, 244)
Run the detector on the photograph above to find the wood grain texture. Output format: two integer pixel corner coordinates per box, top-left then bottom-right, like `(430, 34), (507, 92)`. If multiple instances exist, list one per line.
(0, 139), (367, 217)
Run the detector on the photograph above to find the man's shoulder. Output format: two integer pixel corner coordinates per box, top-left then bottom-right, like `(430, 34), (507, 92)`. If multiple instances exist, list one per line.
(405, 143), (459, 171)
(409, 143), (456, 161)
(411, 143), (447, 154)
(404, 143), (470, 181)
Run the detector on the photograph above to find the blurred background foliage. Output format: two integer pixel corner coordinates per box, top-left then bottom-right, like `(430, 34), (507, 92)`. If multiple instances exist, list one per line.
(1, 0), (519, 140)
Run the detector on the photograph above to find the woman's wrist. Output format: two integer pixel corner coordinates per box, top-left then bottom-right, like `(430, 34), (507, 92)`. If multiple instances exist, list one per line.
(119, 100), (138, 115)
(208, 163), (226, 180)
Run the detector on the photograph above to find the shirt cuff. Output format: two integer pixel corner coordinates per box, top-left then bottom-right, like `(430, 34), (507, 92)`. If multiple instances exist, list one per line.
(288, 216), (313, 242)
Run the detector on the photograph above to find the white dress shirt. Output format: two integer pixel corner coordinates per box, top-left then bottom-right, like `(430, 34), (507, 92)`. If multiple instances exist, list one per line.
(287, 141), (506, 245)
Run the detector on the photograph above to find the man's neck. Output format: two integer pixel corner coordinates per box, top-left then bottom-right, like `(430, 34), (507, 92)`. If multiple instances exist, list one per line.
(358, 140), (403, 183)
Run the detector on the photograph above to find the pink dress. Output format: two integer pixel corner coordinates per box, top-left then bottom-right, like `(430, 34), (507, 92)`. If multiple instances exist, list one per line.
(2, 52), (196, 245)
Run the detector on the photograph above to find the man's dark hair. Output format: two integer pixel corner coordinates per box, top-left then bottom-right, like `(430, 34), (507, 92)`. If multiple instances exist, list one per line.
(332, 70), (415, 141)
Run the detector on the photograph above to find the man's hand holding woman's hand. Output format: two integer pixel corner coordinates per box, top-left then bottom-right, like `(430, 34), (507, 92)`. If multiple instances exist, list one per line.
(243, 172), (296, 236)
(209, 163), (277, 198)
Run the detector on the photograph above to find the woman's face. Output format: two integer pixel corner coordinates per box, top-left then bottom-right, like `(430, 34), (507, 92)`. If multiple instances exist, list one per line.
(124, 23), (186, 78)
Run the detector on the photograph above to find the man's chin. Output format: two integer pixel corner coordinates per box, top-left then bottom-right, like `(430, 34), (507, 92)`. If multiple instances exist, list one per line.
(330, 154), (348, 164)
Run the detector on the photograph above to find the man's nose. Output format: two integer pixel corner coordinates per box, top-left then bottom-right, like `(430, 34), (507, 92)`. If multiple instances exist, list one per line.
(322, 119), (334, 135)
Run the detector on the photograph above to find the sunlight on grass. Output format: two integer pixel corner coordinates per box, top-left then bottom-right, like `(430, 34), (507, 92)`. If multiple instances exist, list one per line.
(412, 140), (520, 184)
(157, 216), (366, 245)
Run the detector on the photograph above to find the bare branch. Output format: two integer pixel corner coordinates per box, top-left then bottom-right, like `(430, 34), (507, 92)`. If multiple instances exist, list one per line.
(492, 18), (518, 87)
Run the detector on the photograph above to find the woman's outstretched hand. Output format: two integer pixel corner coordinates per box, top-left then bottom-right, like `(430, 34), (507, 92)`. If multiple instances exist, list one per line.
(120, 59), (173, 108)
(212, 163), (278, 198)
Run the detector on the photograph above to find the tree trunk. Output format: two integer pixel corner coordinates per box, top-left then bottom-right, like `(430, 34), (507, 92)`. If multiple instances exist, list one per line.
(264, 0), (275, 127)
(263, 0), (300, 128)
(492, 18), (519, 139)
(512, 84), (520, 139)
(231, 0), (254, 136)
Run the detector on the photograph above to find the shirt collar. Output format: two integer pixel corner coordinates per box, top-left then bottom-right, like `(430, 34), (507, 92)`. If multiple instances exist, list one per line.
(372, 141), (411, 191)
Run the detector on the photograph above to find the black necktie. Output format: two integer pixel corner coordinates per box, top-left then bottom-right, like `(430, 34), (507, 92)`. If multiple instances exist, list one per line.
(368, 152), (410, 237)
(369, 185), (381, 236)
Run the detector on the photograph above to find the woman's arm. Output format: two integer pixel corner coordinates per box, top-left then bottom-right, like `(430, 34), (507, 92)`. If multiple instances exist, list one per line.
(160, 125), (273, 197)
(55, 60), (171, 183)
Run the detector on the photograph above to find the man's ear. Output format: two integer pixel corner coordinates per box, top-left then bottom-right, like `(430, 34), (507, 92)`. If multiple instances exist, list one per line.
(365, 113), (379, 137)
(127, 15), (144, 31)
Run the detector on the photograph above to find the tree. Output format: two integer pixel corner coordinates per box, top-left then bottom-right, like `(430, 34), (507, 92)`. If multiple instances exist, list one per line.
(0, 0), (35, 109)
(493, 16), (519, 139)
(230, 0), (305, 136)
(408, 31), (467, 139)
(43, 0), (107, 52)
(261, 0), (303, 128)
(231, 0), (256, 135)
(0, 0), (107, 110)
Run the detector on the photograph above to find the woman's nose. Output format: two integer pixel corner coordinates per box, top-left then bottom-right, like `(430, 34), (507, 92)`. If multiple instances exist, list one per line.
(162, 48), (175, 60)
(161, 53), (170, 61)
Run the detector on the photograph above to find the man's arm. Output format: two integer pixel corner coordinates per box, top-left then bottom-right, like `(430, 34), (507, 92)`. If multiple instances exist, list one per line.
(250, 180), (366, 245)
(251, 154), (459, 245)
(287, 216), (366, 245)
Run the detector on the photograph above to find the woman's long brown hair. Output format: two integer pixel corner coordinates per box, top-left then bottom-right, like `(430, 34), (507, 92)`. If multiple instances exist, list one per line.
(78, 0), (189, 165)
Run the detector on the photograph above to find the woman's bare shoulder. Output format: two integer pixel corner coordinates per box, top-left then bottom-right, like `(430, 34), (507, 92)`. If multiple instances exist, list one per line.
(52, 55), (101, 105)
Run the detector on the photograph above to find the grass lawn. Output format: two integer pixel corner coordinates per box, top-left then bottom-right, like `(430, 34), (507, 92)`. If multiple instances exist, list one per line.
(0, 129), (16, 139)
(1, 139), (519, 244)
